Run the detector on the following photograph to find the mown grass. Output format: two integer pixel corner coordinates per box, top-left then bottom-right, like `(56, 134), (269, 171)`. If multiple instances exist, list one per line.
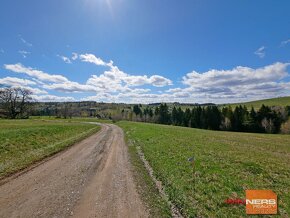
(0, 119), (100, 178)
(118, 121), (290, 217)
(224, 96), (290, 110)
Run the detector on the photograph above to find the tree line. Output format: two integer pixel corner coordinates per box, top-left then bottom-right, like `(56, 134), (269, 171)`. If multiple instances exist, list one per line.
(1, 87), (289, 134)
(130, 103), (289, 134)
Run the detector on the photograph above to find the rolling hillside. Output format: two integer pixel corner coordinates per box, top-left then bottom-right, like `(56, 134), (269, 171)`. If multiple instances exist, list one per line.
(222, 96), (290, 109)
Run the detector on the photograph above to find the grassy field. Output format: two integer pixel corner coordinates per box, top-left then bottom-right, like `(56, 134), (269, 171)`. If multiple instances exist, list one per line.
(30, 116), (113, 123)
(0, 119), (100, 178)
(119, 121), (290, 217)
(223, 96), (290, 109)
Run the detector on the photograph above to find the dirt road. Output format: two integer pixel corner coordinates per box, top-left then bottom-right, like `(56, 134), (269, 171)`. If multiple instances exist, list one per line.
(0, 123), (148, 218)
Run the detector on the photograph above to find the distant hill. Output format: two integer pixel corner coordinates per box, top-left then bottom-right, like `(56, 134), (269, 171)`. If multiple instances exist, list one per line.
(29, 96), (290, 118)
(221, 96), (290, 109)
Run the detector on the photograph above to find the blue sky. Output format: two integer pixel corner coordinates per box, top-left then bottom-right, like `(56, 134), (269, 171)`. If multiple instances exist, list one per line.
(0, 0), (290, 103)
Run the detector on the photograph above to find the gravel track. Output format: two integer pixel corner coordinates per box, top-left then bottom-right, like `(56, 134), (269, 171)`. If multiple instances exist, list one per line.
(0, 123), (148, 218)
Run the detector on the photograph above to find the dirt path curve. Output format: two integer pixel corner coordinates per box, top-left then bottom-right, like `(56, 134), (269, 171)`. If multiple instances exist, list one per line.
(0, 123), (148, 218)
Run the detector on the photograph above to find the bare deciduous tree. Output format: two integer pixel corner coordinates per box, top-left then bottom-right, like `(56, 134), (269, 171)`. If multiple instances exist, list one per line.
(261, 118), (274, 133)
(0, 87), (32, 119)
(60, 102), (73, 119)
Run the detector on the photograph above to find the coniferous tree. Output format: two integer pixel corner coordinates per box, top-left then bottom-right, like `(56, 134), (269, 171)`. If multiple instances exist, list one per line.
(248, 107), (260, 132)
(176, 107), (184, 126)
(208, 106), (222, 130)
(201, 107), (208, 129)
(148, 108), (153, 120)
(127, 103), (286, 134)
(158, 103), (171, 124)
(190, 108), (197, 128)
(171, 106), (178, 125)
(183, 108), (191, 127)
(133, 105), (142, 116)
(232, 106), (244, 131)
(195, 106), (202, 128)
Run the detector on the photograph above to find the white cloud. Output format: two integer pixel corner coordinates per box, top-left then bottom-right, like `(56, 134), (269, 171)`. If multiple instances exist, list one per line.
(175, 62), (290, 103)
(42, 60), (290, 103)
(43, 81), (96, 93)
(3, 56), (170, 96)
(4, 63), (68, 83)
(71, 52), (78, 60)
(81, 93), (116, 102)
(79, 53), (110, 66)
(280, 38), (290, 47)
(86, 65), (172, 92)
(149, 75), (172, 87)
(57, 55), (71, 64)
(81, 53), (172, 88)
(3, 56), (290, 104)
(254, 46), (266, 58)
(166, 88), (183, 93)
(22, 87), (48, 95)
(0, 77), (47, 95)
(18, 50), (30, 58)
(19, 35), (32, 47)
(122, 74), (172, 87)
(32, 95), (75, 102)
(0, 77), (36, 86)
(182, 62), (289, 88)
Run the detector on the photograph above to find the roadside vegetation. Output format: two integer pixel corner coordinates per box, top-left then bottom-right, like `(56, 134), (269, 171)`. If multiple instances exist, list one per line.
(119, 121), (290, 217)
(0, 119), (100, 178)
(124, 132), (171, 217)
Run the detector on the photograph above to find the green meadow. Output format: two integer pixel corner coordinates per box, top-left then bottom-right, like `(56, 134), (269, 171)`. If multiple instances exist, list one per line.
(0, 119), (100, 178)
(119, 121), (290, 217)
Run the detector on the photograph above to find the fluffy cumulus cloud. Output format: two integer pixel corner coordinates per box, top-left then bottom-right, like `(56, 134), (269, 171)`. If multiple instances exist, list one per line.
(177, 62), (290, 103)
(0, 77), (47, 95)
(5, 63), (68, 83)
(81, 53), (172, 88)
(32, 95), (75, 102)
(79, 53), (112, 66)
(87, 67), (172, 89)
(2, 54), (172, 102)
(2, 53), (290, 103)
(183, 62), (289, 87)
(23, 87), (48, 95)
(0, 77), (36, 86)
(43, 81), (96, 93)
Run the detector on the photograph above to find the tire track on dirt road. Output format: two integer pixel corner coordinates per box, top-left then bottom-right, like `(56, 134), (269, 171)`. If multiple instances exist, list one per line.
(0, 123), (148, 218)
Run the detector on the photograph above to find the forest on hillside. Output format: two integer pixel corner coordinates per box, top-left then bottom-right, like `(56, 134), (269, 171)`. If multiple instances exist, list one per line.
(31, 101), (290, 134)
(126, 104), (290, 134)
